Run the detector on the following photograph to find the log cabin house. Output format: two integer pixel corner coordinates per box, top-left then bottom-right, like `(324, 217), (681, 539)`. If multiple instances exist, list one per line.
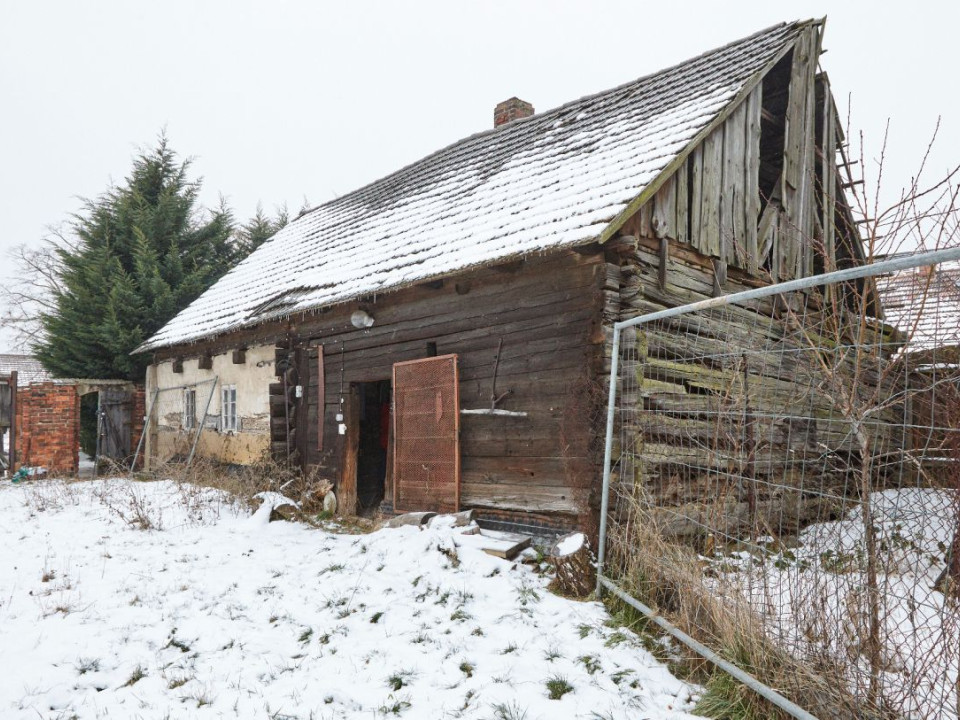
(136, 19), (868, 533)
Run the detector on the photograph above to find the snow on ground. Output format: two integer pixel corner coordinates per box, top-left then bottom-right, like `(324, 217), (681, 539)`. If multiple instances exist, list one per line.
(714, 488), (960, 719)
(0, 478), (703, 720)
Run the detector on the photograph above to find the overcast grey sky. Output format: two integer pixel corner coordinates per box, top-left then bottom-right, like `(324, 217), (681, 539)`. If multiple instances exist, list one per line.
(1, 1), (957, 349)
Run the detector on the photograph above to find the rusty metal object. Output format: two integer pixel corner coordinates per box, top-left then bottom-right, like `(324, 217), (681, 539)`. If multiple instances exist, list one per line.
(392, 355), (460, 513)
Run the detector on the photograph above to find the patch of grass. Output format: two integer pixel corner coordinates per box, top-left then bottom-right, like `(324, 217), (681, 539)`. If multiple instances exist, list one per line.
(167, 674), (191, 689)
(320, 563), (345, 575)
(450, 607), (470, 622)
(610, 669), (634, 686)
(470, 627), (484, 637)
(459, 689), (476, 711)
(165, 635), (191, 653)
(516, 586), (540, 606)
(386, 670), (415, 691)
(543, 645), (563, 662)
(500, 642), (518, 655)
(122, 665), (147, 687)
(187, 687), (214, 708)
(377, 695), (411, 716)
(75, 657), (100, 675)
(694, 670), (768, 720)
(370, 611), (384, 623)
(298, 627), (313, 644)
(577, 623), (592, 639)
(490, 701), (528, 719)
(458, 661), (474, 678)
(41, 569), (56, 583)
(604, 630), (630, 648)
(545, 674), (574, 700)
(578, 654), (601, 675)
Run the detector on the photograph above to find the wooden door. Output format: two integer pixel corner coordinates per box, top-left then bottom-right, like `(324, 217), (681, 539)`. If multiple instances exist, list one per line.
(99, 387), (132, 462)
(392, 355), (460, 513)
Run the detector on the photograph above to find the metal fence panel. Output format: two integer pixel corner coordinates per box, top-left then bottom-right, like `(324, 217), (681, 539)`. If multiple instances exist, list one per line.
(598, 247), (960, 719)
(131, 378), (218, 472)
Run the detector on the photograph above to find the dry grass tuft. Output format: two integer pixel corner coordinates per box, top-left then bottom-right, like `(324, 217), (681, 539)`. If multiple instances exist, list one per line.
(608, 489), (863, 720)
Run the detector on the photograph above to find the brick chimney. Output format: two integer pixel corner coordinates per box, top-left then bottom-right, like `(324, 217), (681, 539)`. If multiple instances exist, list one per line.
(494, 97), (534, 128)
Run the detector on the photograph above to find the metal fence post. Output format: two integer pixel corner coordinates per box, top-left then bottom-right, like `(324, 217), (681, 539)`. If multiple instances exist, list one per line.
(596, 324), (621, 597)
(185, 377), (218, 468)
(130, 387), (159, 474)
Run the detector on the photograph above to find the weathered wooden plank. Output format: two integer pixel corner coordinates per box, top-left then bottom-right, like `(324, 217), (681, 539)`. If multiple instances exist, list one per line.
(316, 346), (325, 452)
(460, 485), (581, 514)
(744, 84), (762, 274)
(308, 300), (597, 374)
(721, 101), (746, 267)
(658, 237), (669, 292)
(653, 173), (677, 240)
(700, 126), (723, 257)
(781, 29), (819, 281)
(638, 199), (653, 238)
(675, 159), (689, 246)
(689, 149), (704, 254)
(480, 531), (532, 560)
(339, 383), (360, 516)
(821, 76), (836, 271)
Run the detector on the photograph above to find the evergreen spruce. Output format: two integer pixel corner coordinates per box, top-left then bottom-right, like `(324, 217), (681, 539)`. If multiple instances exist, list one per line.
(34, 136), (236, 381)
(234, 203), (288, 257)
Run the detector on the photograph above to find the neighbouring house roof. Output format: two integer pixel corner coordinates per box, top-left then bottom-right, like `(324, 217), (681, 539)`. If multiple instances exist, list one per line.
(0, 354), (52, 385)
(139, 20), (811, 353)
(876, 261), (960, 353)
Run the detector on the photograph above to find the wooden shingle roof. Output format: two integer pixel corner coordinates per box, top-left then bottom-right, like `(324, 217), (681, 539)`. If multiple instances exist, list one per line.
(140, 20), (810, 352)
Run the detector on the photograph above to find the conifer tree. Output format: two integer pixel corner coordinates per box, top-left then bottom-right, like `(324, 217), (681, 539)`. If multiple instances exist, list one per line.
(33, 136), (236, 380)
(234, 203), (288, 257)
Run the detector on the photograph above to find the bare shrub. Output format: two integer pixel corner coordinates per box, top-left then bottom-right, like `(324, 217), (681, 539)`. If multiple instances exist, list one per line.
(93, 480), (162, 530)
(608, 490), (855, 719)
(150, 453), (334, 518)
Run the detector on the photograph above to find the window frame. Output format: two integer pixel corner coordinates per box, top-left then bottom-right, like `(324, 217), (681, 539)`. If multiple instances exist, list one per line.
(220, 384), (238, 433)
(183, 388), (197, 431)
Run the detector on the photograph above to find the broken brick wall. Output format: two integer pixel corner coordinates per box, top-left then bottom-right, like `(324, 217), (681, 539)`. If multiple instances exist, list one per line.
(130, 385), (146, 467)
(15, 383), (80, 474)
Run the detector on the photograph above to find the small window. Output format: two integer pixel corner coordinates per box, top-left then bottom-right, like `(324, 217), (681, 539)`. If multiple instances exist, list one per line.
(220, 385), (238, 433)
(183, 388), (197, 430)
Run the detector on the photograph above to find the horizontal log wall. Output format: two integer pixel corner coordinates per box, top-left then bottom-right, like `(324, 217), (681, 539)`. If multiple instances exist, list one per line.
(609, 229), (905, 538)
(295, 251), (608, 525)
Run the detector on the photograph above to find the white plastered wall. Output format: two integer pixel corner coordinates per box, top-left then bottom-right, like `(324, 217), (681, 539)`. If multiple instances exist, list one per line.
(144, 344), (275, 466)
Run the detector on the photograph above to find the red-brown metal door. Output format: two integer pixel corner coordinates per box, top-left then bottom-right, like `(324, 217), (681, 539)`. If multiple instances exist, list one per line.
(392, 354), (460, 513)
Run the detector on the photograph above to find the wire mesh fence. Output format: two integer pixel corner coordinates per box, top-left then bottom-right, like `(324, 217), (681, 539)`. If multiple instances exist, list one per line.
(132, 378), (218, 471)
(598, 248), (960, 719)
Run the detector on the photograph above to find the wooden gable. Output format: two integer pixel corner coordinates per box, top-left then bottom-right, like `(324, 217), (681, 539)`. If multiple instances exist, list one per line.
(622, 24), (860, 290)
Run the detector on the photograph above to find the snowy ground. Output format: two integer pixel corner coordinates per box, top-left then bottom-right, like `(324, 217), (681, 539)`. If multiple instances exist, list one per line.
(0, 478), (703, 720)
(715, 488), (960, 719)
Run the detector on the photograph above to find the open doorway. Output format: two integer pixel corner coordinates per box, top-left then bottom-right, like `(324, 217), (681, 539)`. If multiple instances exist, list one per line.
(356, 379), (391, 512)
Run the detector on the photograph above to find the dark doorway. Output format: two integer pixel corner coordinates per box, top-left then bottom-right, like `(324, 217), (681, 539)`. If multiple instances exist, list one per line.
(356, 380), (391, 511)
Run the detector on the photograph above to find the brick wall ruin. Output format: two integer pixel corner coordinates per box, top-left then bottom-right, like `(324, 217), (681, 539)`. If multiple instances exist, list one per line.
(15, 383), (81, 474)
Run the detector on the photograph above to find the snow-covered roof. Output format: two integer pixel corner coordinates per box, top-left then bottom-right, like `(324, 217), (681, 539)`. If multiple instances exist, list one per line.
(876, 261), (960, 352)
(139, 21), (808, 352)
(0, 354), (52, 385)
